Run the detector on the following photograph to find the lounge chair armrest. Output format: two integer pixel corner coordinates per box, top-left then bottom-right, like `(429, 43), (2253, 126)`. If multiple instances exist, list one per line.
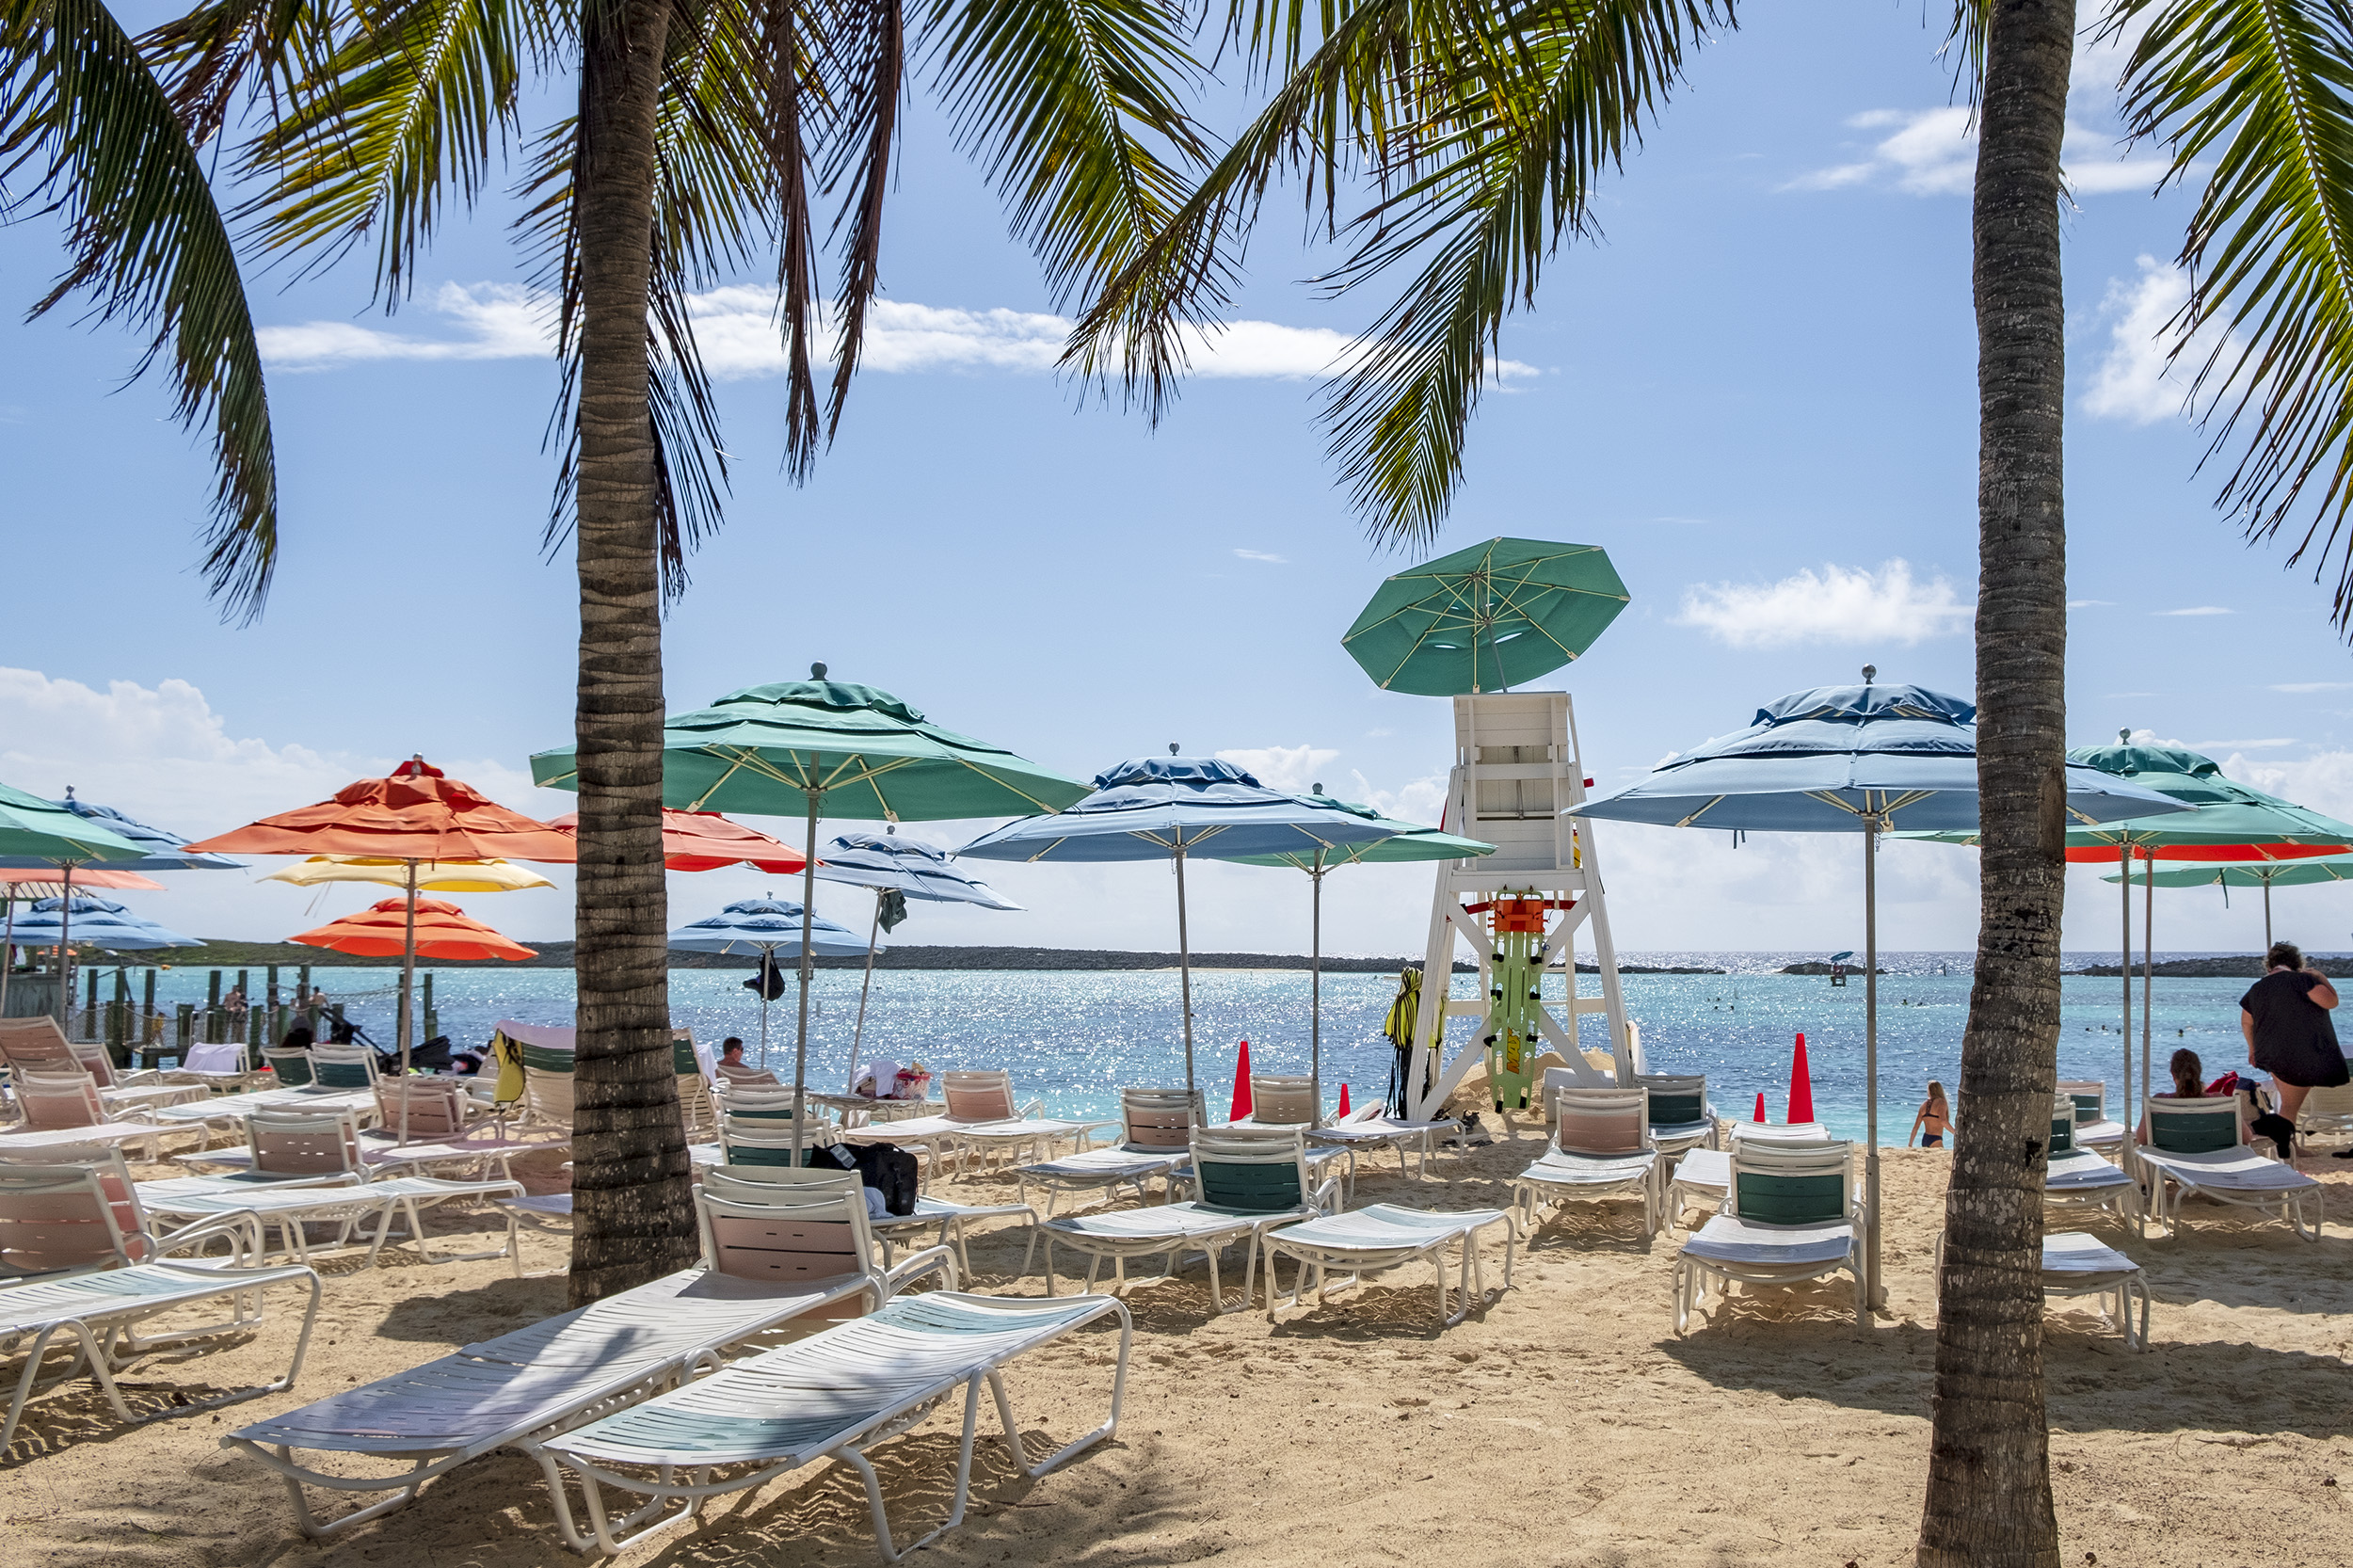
(883, 1243), (959, 1297)
(1019, 1098), (1045, 1122)
(1311, 1175), (1346, 1215)
(1071, 1118), (1120, 1151)
(154, 1210), (267, 1265)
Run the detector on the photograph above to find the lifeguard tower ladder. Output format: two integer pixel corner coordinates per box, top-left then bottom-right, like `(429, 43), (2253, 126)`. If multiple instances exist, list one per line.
(1406, 690), (1639, 1120)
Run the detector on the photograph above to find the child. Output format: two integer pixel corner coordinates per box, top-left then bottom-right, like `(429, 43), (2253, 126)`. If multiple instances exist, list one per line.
(1910, 1081), (1952, 1148)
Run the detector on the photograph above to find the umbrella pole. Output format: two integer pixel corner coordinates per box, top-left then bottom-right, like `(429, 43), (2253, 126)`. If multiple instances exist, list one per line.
(2141, 856), (2154, 1119)
(1175, 844), (1195, 1094)
(55, 864), (72, 1032)
(793, 789), (819, 1158)
(1863, 820), (1881, 1314)
(849, 892), (881, 1091)
(2264, 878), (2273, 953)
(397, 859), (418, 1144)
(0, 894), (12, 1022)
(1310, 865), (1324, 1122)
(759, 946), (773, 1069)
(2119, 844), (2133, 1131)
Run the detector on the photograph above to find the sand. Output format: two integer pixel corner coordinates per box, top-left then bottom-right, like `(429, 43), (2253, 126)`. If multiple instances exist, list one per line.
(7, 1131), (2349, 1568)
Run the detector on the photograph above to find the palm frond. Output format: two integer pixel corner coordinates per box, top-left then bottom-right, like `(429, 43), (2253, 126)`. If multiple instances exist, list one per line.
(1, 0), (280, 618)
(2113, 0), (2353, 631)
(814, 0), (901, 435)
(1323, 0), (1730, 543)
(232, 0), (548, 297)
(924, 0), (1209, 303)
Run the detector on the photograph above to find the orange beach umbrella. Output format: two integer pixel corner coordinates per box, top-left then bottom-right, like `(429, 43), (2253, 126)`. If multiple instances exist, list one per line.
(290, 898), (536, 963)
(546, 808), (806, 873)
(186, 758), (570, 1123)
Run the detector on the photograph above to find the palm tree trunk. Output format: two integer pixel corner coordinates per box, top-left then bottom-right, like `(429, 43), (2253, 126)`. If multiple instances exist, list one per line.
(1918, 1), (2073, 1562)
(567, 0), (697, 1307)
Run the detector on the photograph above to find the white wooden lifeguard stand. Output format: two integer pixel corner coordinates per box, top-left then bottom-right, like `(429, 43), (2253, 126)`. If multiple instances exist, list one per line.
(1405, 690), (1640, 1120)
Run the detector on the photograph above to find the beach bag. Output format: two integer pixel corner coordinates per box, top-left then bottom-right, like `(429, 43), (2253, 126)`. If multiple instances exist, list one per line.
(852, 1143), (920, 1216)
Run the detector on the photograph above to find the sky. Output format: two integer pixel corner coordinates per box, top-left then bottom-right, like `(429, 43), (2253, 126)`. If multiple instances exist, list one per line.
(6, 4), (2353, 963)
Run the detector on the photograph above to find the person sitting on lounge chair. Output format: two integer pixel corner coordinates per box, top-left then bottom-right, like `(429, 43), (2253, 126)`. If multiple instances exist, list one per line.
(714, 1037), (774, 1087)
(2137, 1048), (2208, 1144)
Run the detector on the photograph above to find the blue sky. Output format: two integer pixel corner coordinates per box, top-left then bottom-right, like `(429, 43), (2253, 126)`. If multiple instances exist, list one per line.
(5, 3), (2350, 962)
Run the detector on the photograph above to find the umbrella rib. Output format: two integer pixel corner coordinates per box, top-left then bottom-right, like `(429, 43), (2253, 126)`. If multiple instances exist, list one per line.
(1673, 796), (1728, 829)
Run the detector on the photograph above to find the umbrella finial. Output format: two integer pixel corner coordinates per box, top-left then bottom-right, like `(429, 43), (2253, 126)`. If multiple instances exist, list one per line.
(1861, 664), (1876, 685)
(1169, 742), (1179, 756)
(1313, 782), (1325, 795)
(811, 662), (827, 680)
(2119, 728), (2132, 744)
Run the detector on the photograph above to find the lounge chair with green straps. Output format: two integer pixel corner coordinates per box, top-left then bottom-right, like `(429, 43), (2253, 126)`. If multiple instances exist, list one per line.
(1630, 1073), (1719, 1157)
(2130, 1095), (2322, 1241)
(1673, 1139), (1864, 1332)
(2057, 1080), (2127, 1150)
(1035, 1128), (1338, 1313)
(1511, 1085), (1662, 1239)
(2043, 1091), (2136, 1227)
(538, 1288), (1130, 1559)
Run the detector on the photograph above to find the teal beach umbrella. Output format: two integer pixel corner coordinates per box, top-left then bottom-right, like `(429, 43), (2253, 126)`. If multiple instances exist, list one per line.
(532, 665), (1089, 1148)
(0, 783), (146, 1026)
(1342, 538), (1630, 696)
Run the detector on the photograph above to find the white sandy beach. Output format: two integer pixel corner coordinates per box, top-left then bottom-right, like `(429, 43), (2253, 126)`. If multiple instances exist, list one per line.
(7, 1132), (2348, 1568)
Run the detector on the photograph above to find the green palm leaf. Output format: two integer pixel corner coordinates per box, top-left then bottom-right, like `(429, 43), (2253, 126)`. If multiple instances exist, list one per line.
(2114, 0), (2353, 632)
(1, 0), (280, 617)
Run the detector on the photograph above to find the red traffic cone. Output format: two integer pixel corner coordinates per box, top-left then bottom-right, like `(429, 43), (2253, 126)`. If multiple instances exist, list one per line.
(1787, 1032), (1816, 1125)
(1337, 1082), (1352, 1118)
(1230, 1040), (1254, 1122)
(1753, 1091), (1769, 1124)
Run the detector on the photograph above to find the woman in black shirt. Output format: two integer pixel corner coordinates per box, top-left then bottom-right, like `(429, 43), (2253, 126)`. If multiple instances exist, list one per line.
(2239, 940), (2352, 1127)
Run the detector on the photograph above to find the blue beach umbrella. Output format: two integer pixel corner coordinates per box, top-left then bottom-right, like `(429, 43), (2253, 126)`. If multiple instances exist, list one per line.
(0, 788), (238, 1025)
(9, 896), (203, 952)
(670, 898), (872, 1067)
(958, 752), (1403, 1089)
(813, 829), (1022, 1081)
(1570, 671), (2189, 1310)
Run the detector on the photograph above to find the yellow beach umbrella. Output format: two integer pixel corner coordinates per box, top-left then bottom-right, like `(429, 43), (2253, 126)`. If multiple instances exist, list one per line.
(264, 856), (556, 892)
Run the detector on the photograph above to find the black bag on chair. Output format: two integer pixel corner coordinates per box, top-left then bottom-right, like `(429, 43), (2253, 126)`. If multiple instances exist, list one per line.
(852, 1143), (920, 1217)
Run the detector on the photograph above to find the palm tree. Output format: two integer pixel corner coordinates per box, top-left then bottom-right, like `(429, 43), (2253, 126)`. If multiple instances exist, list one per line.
(136, 0), (1206, 1304)
(1067, 0), (2353, 1560)
(0, 0), (279, 615)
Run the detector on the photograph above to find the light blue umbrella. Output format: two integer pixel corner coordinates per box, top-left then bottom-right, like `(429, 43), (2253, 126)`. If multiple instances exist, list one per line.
(9, 896), (203, 952)
(1570, 671), (2190, 1310)
(813, 829), (1022, 1079)
(670, 898), (872, 1066)
(958, 752), (1403, 1088)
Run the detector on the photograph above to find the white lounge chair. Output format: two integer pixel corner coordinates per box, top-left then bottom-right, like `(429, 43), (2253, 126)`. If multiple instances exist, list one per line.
(848, 1070), (1110, 1179)
(2130, 1096), (2323, 1241)
(0, 1072), (193, 1161)
(702, 1163), (1034, 1288)
(1673, 1139), (1865, 1332)
(1631, 1072), (1719, 1157)
(222, 1172), (952, 1538)
(1, 1160), (319, 1452)
(2295, 1080), (2353, 1156)
(1036, 1128), (1338, 1313)
(2043, 1091), (2135, 1227)
(1261, 1204), (1514, 1327)
(163, 1041), (267, 1095)
(1016, 1087), (1202, 1218)
(0, 1016), (193, 1117)
(1935, 1226), (2151, 1351)
(1666, 1121), (1832, 1227)
(2057, 1080), (2127, 1150)
(539, 1290), (1131, 1559)
(1512, 1086), (1662, 1239)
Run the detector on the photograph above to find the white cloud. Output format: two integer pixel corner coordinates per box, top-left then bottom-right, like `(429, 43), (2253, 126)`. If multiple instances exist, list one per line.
(2217, 749), (2353, 823)
(1232, 549), (1288, 565)
(1785, 105), (2169, 198)
(2068, 599), (2114, 609)
(2272, 681), (2353, 693)
(256, 283), (554, 370)
(259, 282), (1540, 385)
(2192, 737), (2297, 750)
(1215, 745), (1341, 795)
(2153, 605), (2232, 616)
(1346, 769), (1448, 827)
(2082, 258), (2234, 425)
(1673, 559), (1974, 648)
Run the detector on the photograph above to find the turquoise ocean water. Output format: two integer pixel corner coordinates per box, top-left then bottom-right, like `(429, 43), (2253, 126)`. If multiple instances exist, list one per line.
(121, 953), (2283, 1144)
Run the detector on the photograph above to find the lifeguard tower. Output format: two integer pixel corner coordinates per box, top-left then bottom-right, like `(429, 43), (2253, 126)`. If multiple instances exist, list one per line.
(1402, 690), (1639, 1120)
